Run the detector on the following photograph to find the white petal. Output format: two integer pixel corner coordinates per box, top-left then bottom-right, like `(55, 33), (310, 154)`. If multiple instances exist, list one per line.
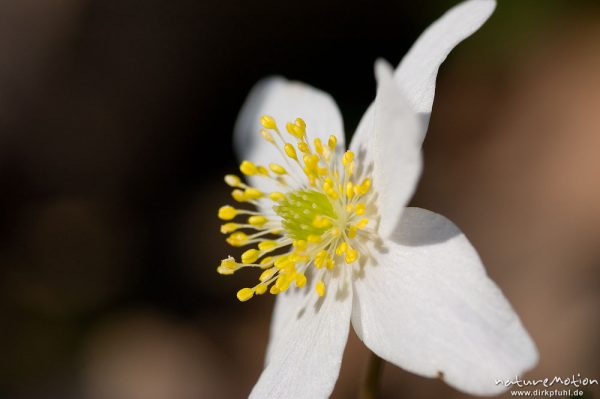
(234, 77), (345, 194)
(251, 269), (353, 399)
(351, 207), (538, 396)
(350, 60), (424, 239)
(395, 0), (496, 116)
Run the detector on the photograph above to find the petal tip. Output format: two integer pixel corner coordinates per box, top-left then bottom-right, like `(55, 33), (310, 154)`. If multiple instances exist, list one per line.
(373, 58), (394, 81)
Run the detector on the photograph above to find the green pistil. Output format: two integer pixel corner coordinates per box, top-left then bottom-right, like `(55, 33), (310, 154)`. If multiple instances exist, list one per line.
(274, 189), (336, 240)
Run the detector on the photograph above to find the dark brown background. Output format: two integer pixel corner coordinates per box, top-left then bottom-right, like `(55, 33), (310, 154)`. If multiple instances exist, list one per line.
(0, 0), (599, 398)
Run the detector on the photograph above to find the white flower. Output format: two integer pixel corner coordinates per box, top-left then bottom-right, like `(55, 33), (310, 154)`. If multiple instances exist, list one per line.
(217, 0), (538, 397)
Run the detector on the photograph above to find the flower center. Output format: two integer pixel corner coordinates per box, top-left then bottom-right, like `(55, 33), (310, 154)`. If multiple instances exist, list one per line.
(275, 189), (336, 240)
(217, 115), (374, 301)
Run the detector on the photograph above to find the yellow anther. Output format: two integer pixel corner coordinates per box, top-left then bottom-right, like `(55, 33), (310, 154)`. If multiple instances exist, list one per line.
(346, 182), (354, 199)
(240, 160), (258, 176)
(328, 135), (337, 150)
(293, 240), (307, 250)
(342, 151), (354, 166)
(269, 191), (286, 201)
(255, 283), (268, 295)
(231, 189), (246, 202)
(226, 232), (248, 247)
(270, 285), (280, 295)
(359, 178), (372, 194)
(258, 240), (278, 251)
(275, 274), (291, 292)
(355, 203), (366, 215)
(303, 154), (319, 169)
(220, 223), (239, 234)
(259, 267), (277, 282)
(286, 119), (306, 139)
(221, 256), (238, 270)
(260, 115), (277, 129)
(286, 122), (304, 139)
(260, 129), (274, 143)
(356, 218), (369, 229)
(218, 205), (237, 220)
(312, 215), (332, 229)
(295, 273), (307, 288)
(345, 247), (359, 264)
(326, 189), (339, 200)
(244, 187), (263, 199)
(298, 142), (310, 153)
(307, 234), (322, 243)
(260, 256), (274, 267)
(292, 253), (309, 263)
(224, 174), (242, 187)
(346, 204), (354, 213)
(237, 287), (255, 302)
(347, 225), (358, 239)
(241, 249), (260, 264)
(269, 163), (287, 175)
(216, 265), (234, 275)
(248, 215), (268, 227)
(315, 250), (328, 268)
(314, 138), (323, 155)
(284, 143), (297, 160)
(257, 166), (269, 176)
(274, 255), (291, 268)
(316, 280), (326, 297)
(326, 258), (336, 270)
(335, 242), (348, 256)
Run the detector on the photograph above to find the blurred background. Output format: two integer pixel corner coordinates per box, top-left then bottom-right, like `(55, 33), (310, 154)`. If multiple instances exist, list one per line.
(1, 0), (599, 398)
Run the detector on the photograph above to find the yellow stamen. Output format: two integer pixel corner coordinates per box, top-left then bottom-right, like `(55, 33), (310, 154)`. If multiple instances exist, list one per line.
(260, 129), (274, 143)
(244, 188), (263, 200)
(240, 160), (258, 176)
(258, 240), (278, 251)
(257, 166), (269, 176)
(220, 223), (239, 234)
(269, 192), (286, 201)
(218, 115), (376, 300)
(231, 189), (246, 202)
(269, 163), (287, 175)
(286, 121), (305, 139)
(284, 143), (297, 160)
(356, 218), (369, 229)
(255, 283), (268, 295)
(328, 135), (337, 150)
(241, 249), (260, 264)
(355, 203), (366, 215)
(218, 206), (237, 220)
(226, 232), (248, 247)
(314, 138), (323, 155)
(237, 287), (254, 302)
(295, 273), (307, 288)
(345, 247), (359, 264)
(260, 115), (277, 129)
(248, 215), (268, 227)
(342, 151), (354, 166)
(316, 280), (326, 297)
(224, 174), (242, 187)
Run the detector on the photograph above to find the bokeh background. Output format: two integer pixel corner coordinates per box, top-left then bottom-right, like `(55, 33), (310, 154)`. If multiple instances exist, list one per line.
(1, 0), (599, 398)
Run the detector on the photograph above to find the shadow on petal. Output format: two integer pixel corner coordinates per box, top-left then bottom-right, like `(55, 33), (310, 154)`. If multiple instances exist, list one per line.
(389, 207), (460, 246)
